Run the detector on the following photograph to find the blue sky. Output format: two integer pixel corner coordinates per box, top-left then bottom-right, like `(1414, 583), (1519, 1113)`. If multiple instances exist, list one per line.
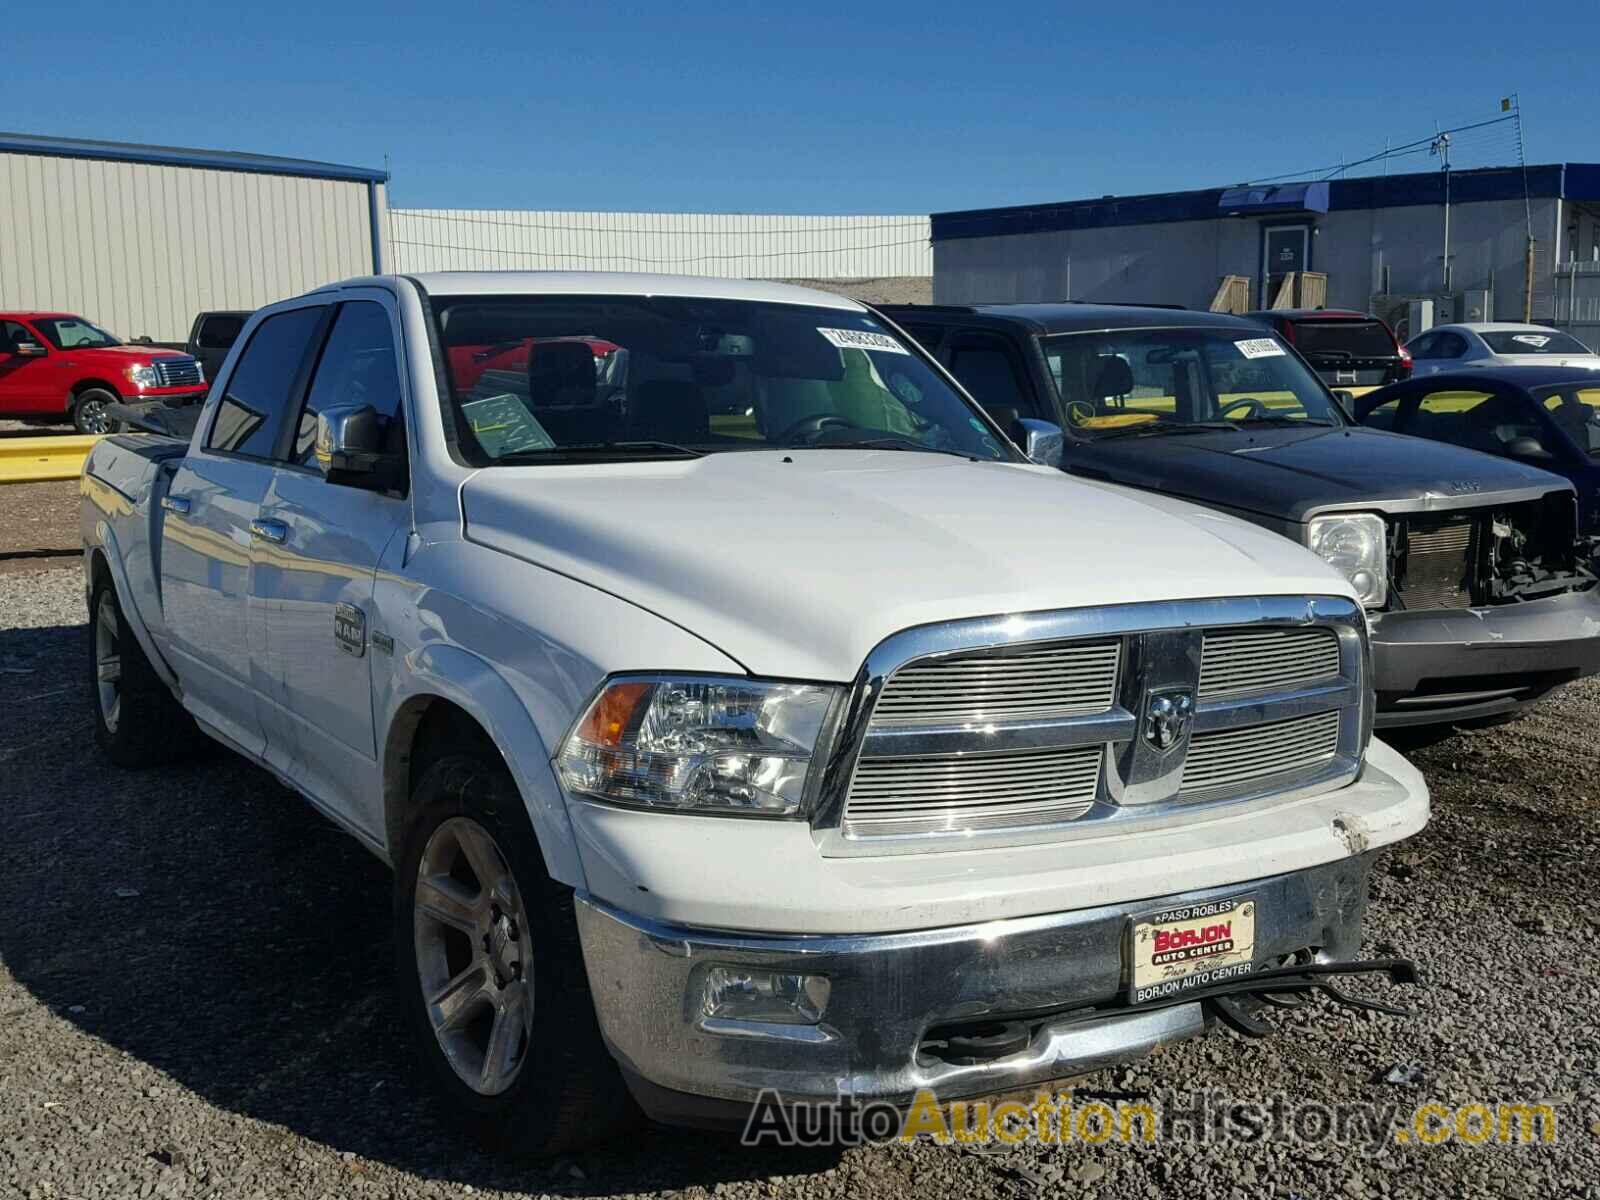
(7, 1), (1593, 214)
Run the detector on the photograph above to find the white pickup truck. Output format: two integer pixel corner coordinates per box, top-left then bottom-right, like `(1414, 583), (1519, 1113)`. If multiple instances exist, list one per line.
(81, 272), (1429, 1150)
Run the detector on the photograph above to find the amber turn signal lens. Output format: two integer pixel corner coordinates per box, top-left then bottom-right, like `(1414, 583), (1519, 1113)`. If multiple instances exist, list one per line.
(577, 681), (653, 747)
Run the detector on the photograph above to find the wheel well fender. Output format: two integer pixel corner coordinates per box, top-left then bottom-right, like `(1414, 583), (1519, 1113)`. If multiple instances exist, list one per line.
(72, 378), (121, 399)
(382, 644), (585, 889)
(87, 538), (177, 691)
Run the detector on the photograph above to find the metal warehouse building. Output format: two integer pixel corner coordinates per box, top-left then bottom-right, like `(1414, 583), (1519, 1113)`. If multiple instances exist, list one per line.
(932, 163), (1600, 343)
(1, 132), (387, 342)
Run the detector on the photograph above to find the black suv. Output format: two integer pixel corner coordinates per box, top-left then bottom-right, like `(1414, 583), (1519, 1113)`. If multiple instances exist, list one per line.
(878, 302), (1600, 728)
(1244, 308), (1411, 398)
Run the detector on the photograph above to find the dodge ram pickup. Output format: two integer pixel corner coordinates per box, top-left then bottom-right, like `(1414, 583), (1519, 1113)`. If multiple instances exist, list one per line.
(83, 272), (1428, 1151)
(881, 302), (1600, 728)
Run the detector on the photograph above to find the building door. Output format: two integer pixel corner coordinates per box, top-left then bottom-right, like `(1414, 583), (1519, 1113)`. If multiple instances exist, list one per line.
(1262, 225), (1311, 307)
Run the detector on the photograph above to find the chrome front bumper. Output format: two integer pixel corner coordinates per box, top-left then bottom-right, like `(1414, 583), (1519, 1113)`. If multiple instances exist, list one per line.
(574, 853), (1373, 1118)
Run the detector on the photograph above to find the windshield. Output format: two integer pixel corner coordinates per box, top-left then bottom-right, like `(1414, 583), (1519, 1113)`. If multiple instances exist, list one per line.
(32, 316), (120, 349)
(1290, 319), (1396, 359)
(1482, 330), (1593, 356)
(1535, 384), (1600, 458)
(431, 296), (1012, 463)
(1039, 327), (1345, 437)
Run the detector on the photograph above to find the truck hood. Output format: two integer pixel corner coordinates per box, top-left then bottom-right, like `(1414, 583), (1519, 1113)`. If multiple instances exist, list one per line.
(1069, 425), (1570, 524)
(60, 345), (189, 364)
(461, 450), (1355, 681)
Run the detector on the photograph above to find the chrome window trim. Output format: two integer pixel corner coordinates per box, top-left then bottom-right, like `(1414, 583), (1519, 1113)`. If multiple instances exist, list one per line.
(811, 594), (1366, 858)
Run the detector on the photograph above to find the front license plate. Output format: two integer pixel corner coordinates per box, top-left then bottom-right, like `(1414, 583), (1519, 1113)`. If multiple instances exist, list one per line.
(1127, 895), (1256, 1005)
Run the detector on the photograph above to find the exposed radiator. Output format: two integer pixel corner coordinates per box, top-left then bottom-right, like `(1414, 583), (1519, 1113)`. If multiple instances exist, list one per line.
(1398, 519), (1475, 610)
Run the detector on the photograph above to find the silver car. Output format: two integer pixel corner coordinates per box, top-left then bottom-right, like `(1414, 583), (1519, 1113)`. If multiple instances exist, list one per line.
(1405, 322), (1600, 374)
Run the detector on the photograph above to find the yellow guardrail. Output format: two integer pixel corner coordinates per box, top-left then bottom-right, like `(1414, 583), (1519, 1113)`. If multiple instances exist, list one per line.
(0, 435), (101, 485)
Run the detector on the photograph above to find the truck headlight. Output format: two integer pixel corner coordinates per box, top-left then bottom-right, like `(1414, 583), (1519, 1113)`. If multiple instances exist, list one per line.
(1306, 512), (1387, 608)
(556, 676), (840, 816)
(126, 364), (159, 390)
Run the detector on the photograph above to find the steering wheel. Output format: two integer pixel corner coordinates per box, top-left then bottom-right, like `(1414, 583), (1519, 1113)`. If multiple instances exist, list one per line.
(1221, 397), (1270, 420)
(777, 412), (861, 444)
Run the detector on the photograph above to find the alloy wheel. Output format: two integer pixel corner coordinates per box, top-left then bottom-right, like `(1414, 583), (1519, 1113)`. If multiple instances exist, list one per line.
(413, 817), (535, 1096)
(94, 593), (122, 733)
(77, 396), (113, 434)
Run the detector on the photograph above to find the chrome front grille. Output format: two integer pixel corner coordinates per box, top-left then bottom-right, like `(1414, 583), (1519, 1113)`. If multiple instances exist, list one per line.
(828, 598), (1365, 851)
(1199, 627), (1341, 697)
(153, 356), (203, 388)
(1397, 519), (1475, 610)
(844, 745), (1102, 837)
(1180, 710), (1341, 796)
(870, 640), (1120, 725)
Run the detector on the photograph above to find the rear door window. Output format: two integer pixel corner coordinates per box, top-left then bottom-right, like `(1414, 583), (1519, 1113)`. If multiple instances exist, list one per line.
(206, 307), (326, 459)
(197, 314), (246, 350)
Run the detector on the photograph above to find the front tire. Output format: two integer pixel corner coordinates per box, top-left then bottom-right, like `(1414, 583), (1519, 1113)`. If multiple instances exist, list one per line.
(89, 576), (200, 767)
(394, 752), (638, 1153)
(72, 387), (122, 434)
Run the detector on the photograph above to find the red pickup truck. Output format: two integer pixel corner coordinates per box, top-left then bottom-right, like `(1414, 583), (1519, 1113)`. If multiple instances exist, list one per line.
(1, 312), (210, 432)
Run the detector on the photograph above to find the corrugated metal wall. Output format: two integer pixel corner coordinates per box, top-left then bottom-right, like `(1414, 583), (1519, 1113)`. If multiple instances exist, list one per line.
(0, 150), (378, 340)
(386, 209), (931, 279)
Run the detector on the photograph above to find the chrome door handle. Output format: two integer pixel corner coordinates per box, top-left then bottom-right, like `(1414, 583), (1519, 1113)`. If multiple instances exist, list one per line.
(161, 494), (191, 515)
(249, 518), (288, 544)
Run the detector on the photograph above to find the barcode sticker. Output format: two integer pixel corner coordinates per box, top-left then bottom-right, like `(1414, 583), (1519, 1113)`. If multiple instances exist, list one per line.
(818, 327), (910, 355)
(1235, 338), (1286, 359)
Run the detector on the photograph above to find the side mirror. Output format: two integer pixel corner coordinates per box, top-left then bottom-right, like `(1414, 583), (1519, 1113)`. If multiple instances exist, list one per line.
(1505, 436), (1549, 460)
(14, 341), (46, 358)
(1013, 417), (1064, 468)
(315, 404), (404, 489)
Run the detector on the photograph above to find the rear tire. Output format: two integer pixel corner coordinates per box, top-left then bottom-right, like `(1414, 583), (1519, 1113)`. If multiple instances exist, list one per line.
(72, 386), (122, 434)
(89, 576), (200, 767)
(394, 751), (639, 1154)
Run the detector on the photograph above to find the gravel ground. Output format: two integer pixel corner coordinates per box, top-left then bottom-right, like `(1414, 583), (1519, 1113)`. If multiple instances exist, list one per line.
(0, 479), (78, 577)
(2, 564), (1598, 1199)
(779, 277), (932, 306)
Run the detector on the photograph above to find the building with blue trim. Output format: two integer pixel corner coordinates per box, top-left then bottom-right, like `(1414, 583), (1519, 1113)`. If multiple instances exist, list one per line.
(931, 165), (1600, 339)
(2, 132), (389, 341)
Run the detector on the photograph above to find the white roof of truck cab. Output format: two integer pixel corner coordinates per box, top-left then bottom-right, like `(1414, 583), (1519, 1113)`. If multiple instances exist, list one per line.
(367, 271), (866, 311)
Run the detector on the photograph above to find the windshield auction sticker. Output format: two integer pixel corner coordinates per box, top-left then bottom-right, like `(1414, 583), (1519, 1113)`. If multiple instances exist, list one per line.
(817, 327), (910, 355)
(1235, 338), (1287, 359)
(461, 393), (557, 456)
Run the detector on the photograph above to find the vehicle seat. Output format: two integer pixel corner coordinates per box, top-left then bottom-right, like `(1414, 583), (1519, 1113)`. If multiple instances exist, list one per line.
(1092, 356), (1134, 408)
(630, 379), (709, 444)
(527, 342), (605, 442)
(1548, 394), (1592, 441)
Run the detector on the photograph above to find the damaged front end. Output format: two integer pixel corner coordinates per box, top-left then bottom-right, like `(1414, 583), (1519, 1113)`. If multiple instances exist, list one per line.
(1388, 490), (1596, 610)
(1368, 486), (1600, 726)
